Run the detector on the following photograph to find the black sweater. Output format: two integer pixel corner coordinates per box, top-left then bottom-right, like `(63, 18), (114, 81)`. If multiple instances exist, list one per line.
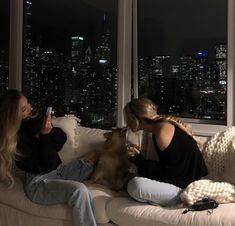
(130, 126), (208, 188)
(16, 117), (67, 174)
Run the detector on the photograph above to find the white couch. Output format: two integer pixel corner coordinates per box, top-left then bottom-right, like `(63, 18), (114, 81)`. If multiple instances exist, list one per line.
(1, 116), (235, 226)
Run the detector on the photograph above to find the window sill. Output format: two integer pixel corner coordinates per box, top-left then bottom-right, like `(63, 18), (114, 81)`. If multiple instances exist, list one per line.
(189, 123), (228, 137)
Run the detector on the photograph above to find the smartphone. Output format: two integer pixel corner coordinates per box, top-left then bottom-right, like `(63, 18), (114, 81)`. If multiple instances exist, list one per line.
(46, 107), (53, 116)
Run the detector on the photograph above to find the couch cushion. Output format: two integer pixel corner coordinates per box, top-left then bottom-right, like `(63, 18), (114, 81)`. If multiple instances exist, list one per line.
(106, 197), (235, 226)
(74, 126), (107, 158)
(87, 183), (127, 224)
(52, 115), (81, 144)
(0, 176), (123, 224)
(52, 115), (81, 164)
(52, 116), (107, 164)
(0, 177), (71, 221)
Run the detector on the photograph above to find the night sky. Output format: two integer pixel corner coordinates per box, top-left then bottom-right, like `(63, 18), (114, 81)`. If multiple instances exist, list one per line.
(138, 0), (227, 61)
(1, 0), (227, 61)
(0, 0), (10, 49)
(31, 0), (118, 56)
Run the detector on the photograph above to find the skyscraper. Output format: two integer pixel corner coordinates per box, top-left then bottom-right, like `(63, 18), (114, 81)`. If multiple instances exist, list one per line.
(71, 36), (84, 64)
(95, 13), (111, 65)
(215, 43), (227, 89)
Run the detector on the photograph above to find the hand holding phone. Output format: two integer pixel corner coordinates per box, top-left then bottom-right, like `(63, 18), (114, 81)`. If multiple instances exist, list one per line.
(46, 107), (52, 116)
(41, 107), (53, 134)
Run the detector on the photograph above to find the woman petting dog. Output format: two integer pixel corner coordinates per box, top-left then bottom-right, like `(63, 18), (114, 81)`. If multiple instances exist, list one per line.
(124, 97), (208, 206)
(0, 89), (97, 226)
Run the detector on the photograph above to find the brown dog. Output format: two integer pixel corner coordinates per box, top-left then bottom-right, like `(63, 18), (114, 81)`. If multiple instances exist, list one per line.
(90, 128), (132, 191)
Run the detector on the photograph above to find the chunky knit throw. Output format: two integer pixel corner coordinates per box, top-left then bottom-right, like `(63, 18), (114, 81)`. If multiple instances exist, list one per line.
(181, 127), (235, 205)
(181, 179), (235, 205)
(202, 126), (235, 181)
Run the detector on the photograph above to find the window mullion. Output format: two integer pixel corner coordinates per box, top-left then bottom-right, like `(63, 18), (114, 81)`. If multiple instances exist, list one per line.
(9, 0), (23, 90)
(227, 0), (235, 127)
(117, 0), (133, 127)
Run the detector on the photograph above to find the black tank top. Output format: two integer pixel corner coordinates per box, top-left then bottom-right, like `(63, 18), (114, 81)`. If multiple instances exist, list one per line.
(151, 125), (208, 188)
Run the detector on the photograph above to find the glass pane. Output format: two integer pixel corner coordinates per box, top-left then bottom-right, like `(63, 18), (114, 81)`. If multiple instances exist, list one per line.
(0, 0), (10, 91)
(23, 0), (118, 129)
(138, 0), (227, 124)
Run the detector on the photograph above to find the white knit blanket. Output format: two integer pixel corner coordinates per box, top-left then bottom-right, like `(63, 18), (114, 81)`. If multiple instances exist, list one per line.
(181, 127), (235, 205)
(202, 126), (235, 181)
(181, 179), (235, 205)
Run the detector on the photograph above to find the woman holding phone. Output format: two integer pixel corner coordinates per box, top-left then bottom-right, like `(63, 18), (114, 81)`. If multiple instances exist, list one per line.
(0, 89), (97, 226)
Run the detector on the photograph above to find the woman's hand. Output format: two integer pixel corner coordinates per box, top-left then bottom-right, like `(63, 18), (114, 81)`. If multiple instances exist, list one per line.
(40, 114), (53, 134)
(126, 143), (140, 157)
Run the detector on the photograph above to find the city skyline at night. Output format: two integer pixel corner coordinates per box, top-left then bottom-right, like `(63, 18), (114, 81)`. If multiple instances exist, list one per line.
(0, 0), (227, 127)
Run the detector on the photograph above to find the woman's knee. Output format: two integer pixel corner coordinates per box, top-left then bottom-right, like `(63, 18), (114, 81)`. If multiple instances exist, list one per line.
(67, 182), (91, 206)
(127, 177), (147, 202)
(127, 177), (182, 206)
(69, 181), (89, 195)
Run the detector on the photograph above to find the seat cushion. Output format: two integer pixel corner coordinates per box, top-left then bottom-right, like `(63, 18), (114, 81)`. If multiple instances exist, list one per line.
(0, 177), (124, 224)
(106, 197), (235, 226)
(87, 183), (127, 223)
(0, 177), (71, 221)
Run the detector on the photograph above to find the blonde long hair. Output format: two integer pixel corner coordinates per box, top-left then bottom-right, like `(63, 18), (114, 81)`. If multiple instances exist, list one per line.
(0, 90), (22, 186)
(124, 97), (193, 137)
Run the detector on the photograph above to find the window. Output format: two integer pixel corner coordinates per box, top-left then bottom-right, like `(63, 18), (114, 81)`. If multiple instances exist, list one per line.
(8, 0), (234, 135)
(137, 0), (228, 127)
(0, 0), (10, 91)
(22, 0), (118, 129)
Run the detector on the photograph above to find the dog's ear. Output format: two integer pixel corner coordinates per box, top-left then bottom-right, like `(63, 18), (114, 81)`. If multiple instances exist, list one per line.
(104, 131), (112, 139)
(121, 127), (127, 136)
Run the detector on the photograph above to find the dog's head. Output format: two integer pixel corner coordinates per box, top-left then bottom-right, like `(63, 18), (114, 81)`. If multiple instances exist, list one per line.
(103, 127), (127, 150)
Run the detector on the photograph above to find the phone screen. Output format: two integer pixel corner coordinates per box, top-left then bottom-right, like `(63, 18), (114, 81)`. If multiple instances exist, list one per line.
(46, 107), (52, 116)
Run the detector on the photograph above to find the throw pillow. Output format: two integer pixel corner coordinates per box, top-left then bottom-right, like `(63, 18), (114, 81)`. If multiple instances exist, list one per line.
(74, 126), (107, 158)
(52, 115), (81, 163)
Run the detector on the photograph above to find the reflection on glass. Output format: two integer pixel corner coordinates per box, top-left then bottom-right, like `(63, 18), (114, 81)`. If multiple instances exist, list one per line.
(23, 0), (117, 128)
(138, 0), (227, 124)
(0, 0), (10, 91)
